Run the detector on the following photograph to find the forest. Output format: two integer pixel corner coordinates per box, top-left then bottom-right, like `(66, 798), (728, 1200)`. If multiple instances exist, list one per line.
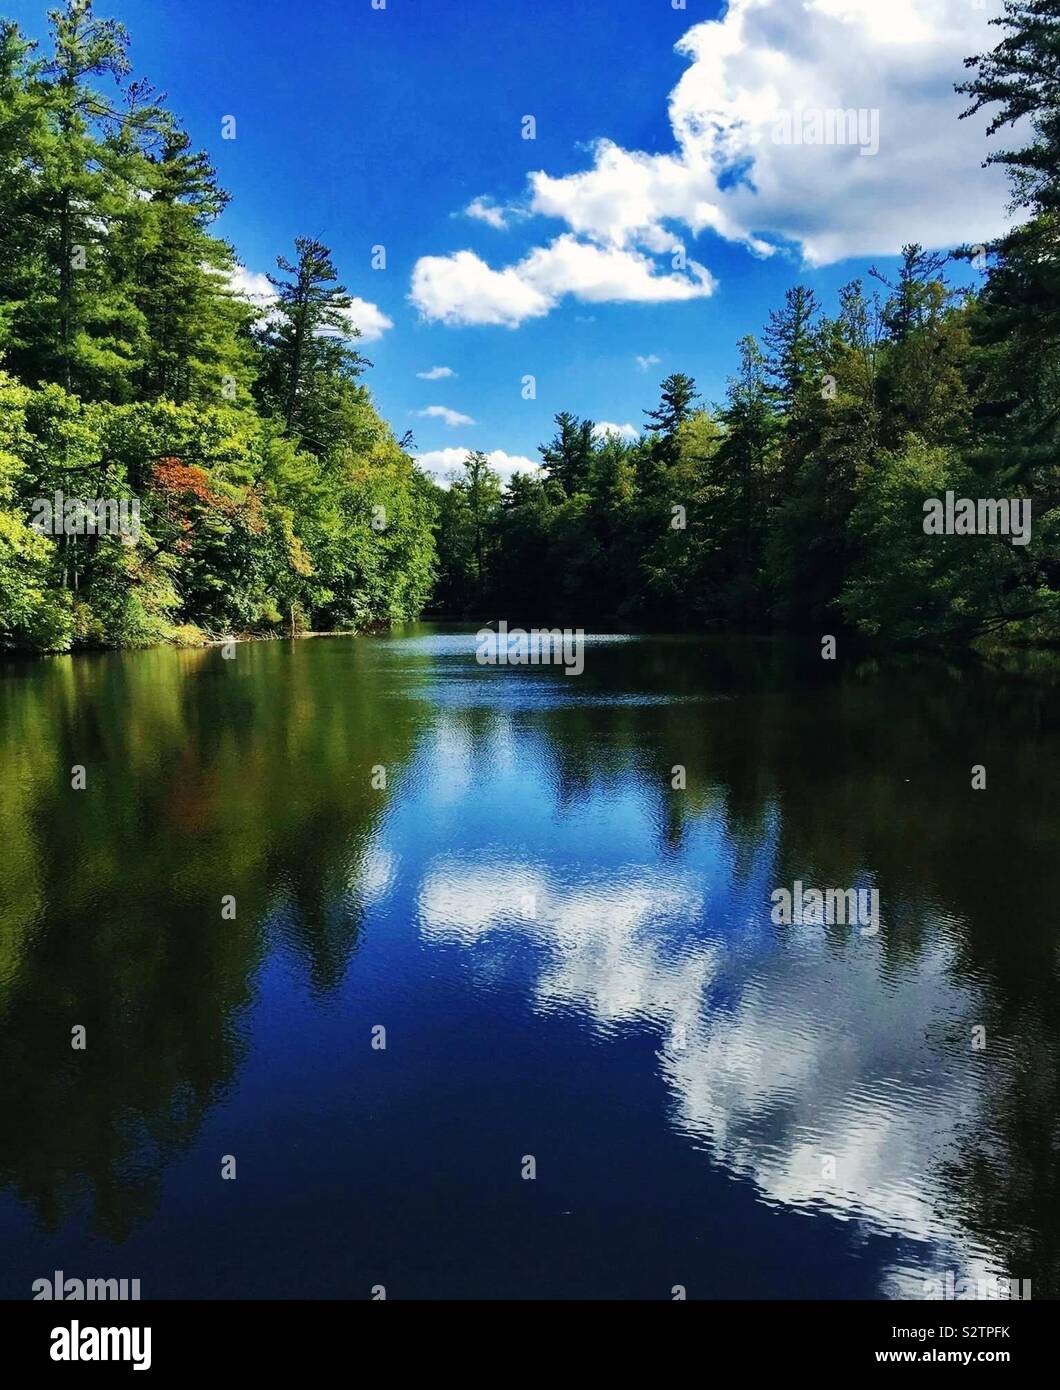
(0, 0), (1057, 652)
(0, 0), (437, 651)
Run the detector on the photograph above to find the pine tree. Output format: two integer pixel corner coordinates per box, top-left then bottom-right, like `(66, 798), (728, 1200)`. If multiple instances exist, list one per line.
(763, 285), (822, 413)
(256, 237), (368, 449)
(15, 0), (168, 399)
(958, 2), (1060, 482)
(134, 130), (255, 405)
(539, 411), (595, 497)
(0, 22), (48, 361)
(697, 336), (777, 621)
(644, 373), (699, 447)
(460, 450), (502, 601)
(870, 247), (970, 447)
(957, 0), (1060, 217)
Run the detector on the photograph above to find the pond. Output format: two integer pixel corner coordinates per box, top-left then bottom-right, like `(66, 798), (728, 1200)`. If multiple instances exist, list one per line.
(1, 626), (1057, 1299)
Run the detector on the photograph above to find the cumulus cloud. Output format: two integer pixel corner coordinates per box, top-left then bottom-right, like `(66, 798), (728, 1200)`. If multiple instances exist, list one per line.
(411, 237), (714, 328)
(416, 365), (456, 380)
(413, 448), (540, 486)
(593, 421), (639, 442)
(227, 266), (393, 342)
(522, 236), (715, 303)
(529, 0), (1013, 267)
(418, 405), (475, 428)
(635, 353), (661, 371)
(410, 250), (553, 327)
(411, 1), (1014, 328)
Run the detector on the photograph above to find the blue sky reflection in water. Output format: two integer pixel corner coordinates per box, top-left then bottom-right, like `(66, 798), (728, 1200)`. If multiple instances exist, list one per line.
(0, 627), (1054, 1298)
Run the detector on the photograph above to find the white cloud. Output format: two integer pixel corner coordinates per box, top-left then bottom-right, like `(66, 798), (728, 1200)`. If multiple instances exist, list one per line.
(635, 353), (661, 371)
(227, 264), (274, 309)
(416, 366), (456, 380)
(593, 421), (639, 442)
(410, 250), (553, 328)
(528, 0), (1014, 267)
(410, 236), (714, 328)
(411, 0), (1014, 328)
(418, 405), (475, 428)
(338, 297), (393, 343)
(521, 235), (715, 303)
(227, 266), (393, 342)
(413, 448), (540, 486)
(465, 196), (511, 230)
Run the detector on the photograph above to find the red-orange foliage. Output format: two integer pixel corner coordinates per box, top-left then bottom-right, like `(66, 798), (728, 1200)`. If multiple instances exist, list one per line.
(152, 457), (223, 505)
(152, 458), (249, 540)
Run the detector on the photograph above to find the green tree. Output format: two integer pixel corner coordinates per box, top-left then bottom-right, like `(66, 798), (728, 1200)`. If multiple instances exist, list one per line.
(539, 411), (595, 498)
(12, 1), (168, 398)
(643, 372), (699, 469)
(134, 130), (256, 406)
(870, 246), (970, 447)
(703, 336), (778, 622)
(957, 0), (1060, 218)
(255, 236), (368, 448)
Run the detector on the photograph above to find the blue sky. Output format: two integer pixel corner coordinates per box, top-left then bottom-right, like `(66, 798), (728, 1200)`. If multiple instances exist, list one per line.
(4, 0), (1013, 479)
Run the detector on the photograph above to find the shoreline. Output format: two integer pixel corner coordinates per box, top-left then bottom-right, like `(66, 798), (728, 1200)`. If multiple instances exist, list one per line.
(4, 622), (1060, 675)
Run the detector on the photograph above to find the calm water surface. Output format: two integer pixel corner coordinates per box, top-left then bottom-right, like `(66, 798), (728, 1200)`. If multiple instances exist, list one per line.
(1, 626), (1058, 1298)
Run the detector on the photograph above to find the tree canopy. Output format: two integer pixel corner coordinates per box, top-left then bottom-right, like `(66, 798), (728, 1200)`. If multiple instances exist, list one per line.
(0, 1), (436, 652)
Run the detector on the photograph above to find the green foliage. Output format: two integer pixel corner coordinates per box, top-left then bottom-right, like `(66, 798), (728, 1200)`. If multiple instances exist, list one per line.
(3, 0), (1060, 654)
(254, 236), (370, 448)
(433, 235), (1058, 646)
(0, 1), (436, 652)
(431, 451), (503, 614)
(957, 0), (1060, 219)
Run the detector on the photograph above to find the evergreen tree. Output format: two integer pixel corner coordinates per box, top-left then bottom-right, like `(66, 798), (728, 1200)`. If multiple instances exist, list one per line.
(957, 0), (1060, 218)
(15, 1), (167, 398)
(643, 373), (699, 459)
(135, 130), (255, 405)
(432, 452), (503, 613)
(709, 336), (777, 617)
(255, 237), (369, 449)
(958, 3), (1060, 480)
(539, 411), (595, 497)
(763, 285), (822, 412)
